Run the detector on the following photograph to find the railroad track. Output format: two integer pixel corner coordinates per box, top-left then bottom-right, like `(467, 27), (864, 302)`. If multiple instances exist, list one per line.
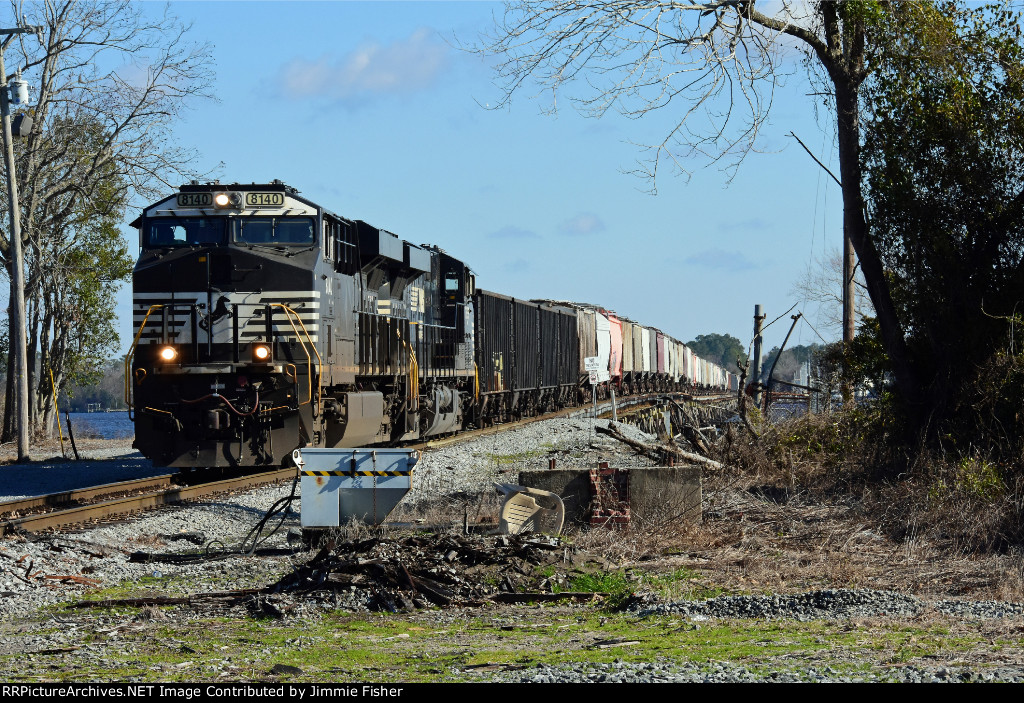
(0, 391), (734, 536)
(0, 468), (296, 536)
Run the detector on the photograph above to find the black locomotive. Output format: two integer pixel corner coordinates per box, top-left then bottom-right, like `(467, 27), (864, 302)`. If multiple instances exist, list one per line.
(127, 181), (734, 468)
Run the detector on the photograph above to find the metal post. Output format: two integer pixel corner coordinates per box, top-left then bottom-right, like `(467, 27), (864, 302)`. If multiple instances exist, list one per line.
(610, 388), (617, 422)
(0, 29), (38, 463)
(751, 305), (765, 409)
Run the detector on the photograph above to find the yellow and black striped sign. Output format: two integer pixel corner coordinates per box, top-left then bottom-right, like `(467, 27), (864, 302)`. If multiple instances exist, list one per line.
(301, 470), (412, 477)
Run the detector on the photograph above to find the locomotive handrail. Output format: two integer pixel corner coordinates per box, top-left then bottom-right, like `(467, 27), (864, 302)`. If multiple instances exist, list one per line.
(124, 303), (165, 418)
(268, 303), (322, 416)
(406, 343), (419, 406)
(397, 326), (419, 407)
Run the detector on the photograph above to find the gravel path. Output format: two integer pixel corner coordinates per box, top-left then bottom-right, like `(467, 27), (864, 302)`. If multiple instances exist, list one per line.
(637, 588), (1024, 621)
(492, 660), (1024, 683)
(408, 416), (661, 501)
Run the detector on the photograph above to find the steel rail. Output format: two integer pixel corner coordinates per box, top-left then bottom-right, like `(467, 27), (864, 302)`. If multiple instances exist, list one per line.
(0, 473), (179, 517)
(0, 467), (296, 535)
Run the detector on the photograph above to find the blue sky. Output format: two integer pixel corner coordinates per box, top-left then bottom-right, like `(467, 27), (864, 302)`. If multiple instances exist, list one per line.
(114, 0), (844, 358)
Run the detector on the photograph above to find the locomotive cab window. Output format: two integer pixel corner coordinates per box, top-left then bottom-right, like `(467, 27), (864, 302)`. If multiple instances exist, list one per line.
(145, 218), (225, 247)
(233, 217), (315, 245)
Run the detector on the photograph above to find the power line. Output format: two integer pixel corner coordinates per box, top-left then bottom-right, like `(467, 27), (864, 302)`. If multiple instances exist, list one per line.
(800, 314), (830, 345)
(761, 302), (799, 333)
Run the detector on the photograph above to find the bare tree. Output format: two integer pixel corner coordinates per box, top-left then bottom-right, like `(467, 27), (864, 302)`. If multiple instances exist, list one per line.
(477, 0), (798, 186)
(475, 0), (920, 409)
(791, 249), (873, 337)
(0, 0), (215, 438)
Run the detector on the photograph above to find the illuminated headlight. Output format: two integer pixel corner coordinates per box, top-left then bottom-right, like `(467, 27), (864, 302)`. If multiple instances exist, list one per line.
(252, 344), (272, 362)
(214, 191), (242, 208)
(159, 346), (178, 362)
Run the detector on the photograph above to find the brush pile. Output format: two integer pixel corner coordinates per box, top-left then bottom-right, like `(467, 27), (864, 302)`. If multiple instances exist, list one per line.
(268, 532), (576, 612)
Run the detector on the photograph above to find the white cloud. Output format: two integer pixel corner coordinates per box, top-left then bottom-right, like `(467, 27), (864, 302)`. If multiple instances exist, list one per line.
(558, 213), (606, 237)
(278, 28), (449, 102)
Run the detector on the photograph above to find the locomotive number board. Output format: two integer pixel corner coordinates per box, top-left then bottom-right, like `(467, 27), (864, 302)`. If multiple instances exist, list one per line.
(177, 192), (212, 207)
(245, 192), (285, 207)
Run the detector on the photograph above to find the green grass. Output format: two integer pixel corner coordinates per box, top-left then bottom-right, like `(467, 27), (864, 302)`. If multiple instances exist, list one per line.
(0, 605), (1000, 683)
(486, 442), (555, 466)
(543, 565), (730, 609)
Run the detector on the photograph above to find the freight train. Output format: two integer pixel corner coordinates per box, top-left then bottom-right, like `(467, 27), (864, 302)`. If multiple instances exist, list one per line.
(126, 181), (738, 469)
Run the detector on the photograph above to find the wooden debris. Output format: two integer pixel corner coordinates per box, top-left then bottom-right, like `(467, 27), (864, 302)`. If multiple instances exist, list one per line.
(70, 596), (193, 608)
(25, 646), (80, 655)
(73, 533), (582, 617)
(270, 532), (571, 612)
(590, 638), (641, 649)
(41, 574), (102, 586)
(595, 422), (724, 469)
(489, 591), (604, 604)
(666, 399), (714, 455)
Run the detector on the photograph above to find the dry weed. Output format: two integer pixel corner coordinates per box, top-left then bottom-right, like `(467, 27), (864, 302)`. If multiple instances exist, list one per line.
(388, 490), (503, 532)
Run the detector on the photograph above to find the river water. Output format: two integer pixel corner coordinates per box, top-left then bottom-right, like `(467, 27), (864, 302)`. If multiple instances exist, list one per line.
(60, 411), (134, 440)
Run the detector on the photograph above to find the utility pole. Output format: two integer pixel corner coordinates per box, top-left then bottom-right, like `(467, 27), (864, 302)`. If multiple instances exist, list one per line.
(751, 304), (765, 409)
(0, 25), (42, 463)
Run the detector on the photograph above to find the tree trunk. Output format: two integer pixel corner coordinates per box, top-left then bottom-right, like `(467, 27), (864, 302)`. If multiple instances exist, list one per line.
(833, 78), (921, 412)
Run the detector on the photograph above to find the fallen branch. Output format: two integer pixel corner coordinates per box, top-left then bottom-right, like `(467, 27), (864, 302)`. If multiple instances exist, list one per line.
(489, 591), (604, 604)
(595, 423), (723, 469)
(666, 399), (713, 455)
(69, 587), (263, 609)
(41, 574), (102, 586)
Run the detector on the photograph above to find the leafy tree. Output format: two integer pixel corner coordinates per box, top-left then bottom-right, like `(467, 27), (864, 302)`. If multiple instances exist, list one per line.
(60, 359), (126, 412)
(817, 317), (889, 398)
(687, 333), (747, 374)
(859, 1), (1024, 451)
(0, 1), (213, 439)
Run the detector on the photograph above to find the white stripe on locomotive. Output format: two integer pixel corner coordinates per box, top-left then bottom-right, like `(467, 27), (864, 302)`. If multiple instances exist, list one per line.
(133, 290), (320, 343)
